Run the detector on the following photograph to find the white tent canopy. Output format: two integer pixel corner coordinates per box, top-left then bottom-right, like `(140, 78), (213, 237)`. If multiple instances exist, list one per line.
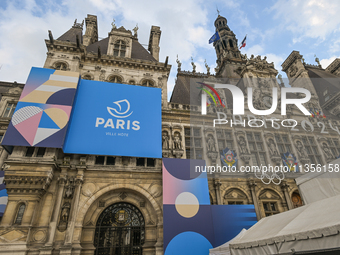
(228, 194), (340, 255)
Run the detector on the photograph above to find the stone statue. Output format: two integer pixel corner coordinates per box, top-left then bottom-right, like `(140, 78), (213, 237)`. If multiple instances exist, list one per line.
(176, 55), (181, 70)
(315, 54), (321, 67)
(173, 132), (182, 150)
(295, 141), (308, 158)
(162, 131), (169, 149)
(61, 203), (70, 222)
(322, 143), (334, 159)
(191, 57), (196, 73)
(268, 139), (279, 156)
(133, 23), (138, 37)
(207, 136), (216, 152)
(238, 136), (249, 154)
(204, 59), (210, 74)
(111, 18), (116, 29)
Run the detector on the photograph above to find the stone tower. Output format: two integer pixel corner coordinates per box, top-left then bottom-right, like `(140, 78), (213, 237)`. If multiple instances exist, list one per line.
(213, 15), (244, 78)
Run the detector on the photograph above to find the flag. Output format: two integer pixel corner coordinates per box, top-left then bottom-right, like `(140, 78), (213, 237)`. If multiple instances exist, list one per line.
(309, 108), (315, 118)
(209, 31), (220, 44)
(239, 35), (247, 49)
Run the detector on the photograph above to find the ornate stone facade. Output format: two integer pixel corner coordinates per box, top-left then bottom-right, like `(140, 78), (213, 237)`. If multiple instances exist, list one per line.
(0, 13), (340, 255)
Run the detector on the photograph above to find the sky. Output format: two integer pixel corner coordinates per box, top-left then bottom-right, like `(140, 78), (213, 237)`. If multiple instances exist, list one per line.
(1, 0), (340, 100)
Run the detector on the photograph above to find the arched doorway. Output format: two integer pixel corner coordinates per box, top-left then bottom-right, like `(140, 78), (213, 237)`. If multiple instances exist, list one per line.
(94, 202), (145, 255)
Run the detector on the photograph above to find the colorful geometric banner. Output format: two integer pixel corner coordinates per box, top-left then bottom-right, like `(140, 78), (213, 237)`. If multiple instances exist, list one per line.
(1, 67), (162, 158)
(163, 158), (257, 255)
(1, 67), (79, 148)
(0, 170), (7, 217)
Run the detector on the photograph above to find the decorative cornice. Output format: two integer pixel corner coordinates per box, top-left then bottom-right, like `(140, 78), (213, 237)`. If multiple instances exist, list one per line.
(281, 50), (302, 71)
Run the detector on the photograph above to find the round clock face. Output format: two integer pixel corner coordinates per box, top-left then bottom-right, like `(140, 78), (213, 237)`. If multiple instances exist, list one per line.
(263, 96), (273, 107)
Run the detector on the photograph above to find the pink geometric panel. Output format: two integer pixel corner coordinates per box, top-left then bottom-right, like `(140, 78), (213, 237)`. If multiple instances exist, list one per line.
(14, 111), (43, 146)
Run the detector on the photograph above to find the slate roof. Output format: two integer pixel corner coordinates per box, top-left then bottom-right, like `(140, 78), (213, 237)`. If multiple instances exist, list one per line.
(57, 26), (83, 44)
(86, 38), (157, 62)
(306, 66), (340, 106)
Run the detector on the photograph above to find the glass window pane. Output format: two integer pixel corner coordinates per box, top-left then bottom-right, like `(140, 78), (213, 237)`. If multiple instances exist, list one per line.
(278, 144), (284, 153)
(15, 204), (25, 224)
(147, 158), (155, 167)
(275, 135), (281, 143)
(193, 128), (200, 137)
(194, 139), (201, 147)
(312, 147), (318, 154)
(251, 154), (258, 166)
(185, 128), (191, 136)
(226, 141), (233, 149)
(106, 157), (115, 165)
(282, 136), (288, 143)
(95, 156), (105, 165)
(247, 133), (253, 141)
(185, 137), (191, 147)
(254, 134), (261, 141)
(36, 147), (46, 157)
(249, 143), (256, 151)
(195, 149), (203, 159)
(25, 147), (34, 157)
(306, 147), (312, 154)
(136, 158), (145, 166)
(257, 143), (263, 150)
(259, 153), (266, 165)
(218, 140), (224, 150)
(225, 131), (232, 139)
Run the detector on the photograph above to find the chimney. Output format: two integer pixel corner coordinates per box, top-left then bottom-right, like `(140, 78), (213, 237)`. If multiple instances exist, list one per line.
(83, 14), (98, 46)
(148, 26), (161, 62)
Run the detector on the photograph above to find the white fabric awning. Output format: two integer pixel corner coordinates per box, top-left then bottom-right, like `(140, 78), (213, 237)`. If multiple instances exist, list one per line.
(295, 158), (340, 205)
(228, 194), (340, 255)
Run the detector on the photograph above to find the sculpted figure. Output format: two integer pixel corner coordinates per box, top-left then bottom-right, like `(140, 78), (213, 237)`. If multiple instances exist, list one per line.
(162, 131), (169, 149)
(173, 132), (182, 150)
(207, 136), (216, 152)
(238, 136), (249, 154)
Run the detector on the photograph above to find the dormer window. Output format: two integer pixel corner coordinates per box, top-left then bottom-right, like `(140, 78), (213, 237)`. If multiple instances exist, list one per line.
(54, 62), (67, 71)
(113, 40), (126, 57)
(109, 75), (123, 84)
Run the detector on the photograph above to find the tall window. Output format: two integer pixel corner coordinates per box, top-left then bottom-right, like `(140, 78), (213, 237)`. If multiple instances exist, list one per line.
(263, 202), (279, 217)
(185, 127), (202, 159)
(25, 147), (46, 157)
(14, 203), (26, 224)
(246, 132), (266, 166)
(95, 156), (116, 166)
(301, 136), (323, 165)
(275, 134), (292, 154)
(3, 103), (16, 117)
(327, 138), (340, 158)
(54, 62), (67, 70)
(113, 40), (126, 57)
(216, 129), (234, 151)
(109, 76), (123, 83)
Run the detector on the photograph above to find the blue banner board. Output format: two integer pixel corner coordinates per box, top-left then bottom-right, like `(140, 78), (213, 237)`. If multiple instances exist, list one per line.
(63, 79), (162, 158)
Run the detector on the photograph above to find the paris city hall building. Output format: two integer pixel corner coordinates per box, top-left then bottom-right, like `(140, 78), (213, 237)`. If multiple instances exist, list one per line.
(1, 13), (340, 255)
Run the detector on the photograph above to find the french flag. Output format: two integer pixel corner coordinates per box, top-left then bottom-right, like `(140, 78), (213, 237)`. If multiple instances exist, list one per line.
(239, 35), (247, 49)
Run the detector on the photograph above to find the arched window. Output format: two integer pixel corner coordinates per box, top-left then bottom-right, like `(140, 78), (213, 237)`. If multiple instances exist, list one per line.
(14, 203), (26, 224)
(141, 80), (154, 87)
(113, 40), (126, 57)
(108, 76), (123, 84)
(54, 62), (67, 71)
(82, 75), (92, 80)
(229, 39), (234, 48)
(94, 202), (145, 255)
(129, 80), (135, 85)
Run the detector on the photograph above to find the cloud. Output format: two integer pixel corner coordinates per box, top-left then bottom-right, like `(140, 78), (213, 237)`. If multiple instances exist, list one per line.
(271, 0), (340, 41)
(320, 56), (339, 69)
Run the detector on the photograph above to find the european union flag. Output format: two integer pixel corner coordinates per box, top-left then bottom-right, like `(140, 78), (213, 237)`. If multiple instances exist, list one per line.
(209, 31), (220, 44)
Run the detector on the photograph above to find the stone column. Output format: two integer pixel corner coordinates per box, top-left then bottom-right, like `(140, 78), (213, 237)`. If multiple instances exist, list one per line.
(281, 181), (293, 210)
(213, 179), (222, 205)
(64, 169), (84, 246)
(43, 170), (67, 250)
(248, 180), (261, 221)
(0, 149), (8, 169)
